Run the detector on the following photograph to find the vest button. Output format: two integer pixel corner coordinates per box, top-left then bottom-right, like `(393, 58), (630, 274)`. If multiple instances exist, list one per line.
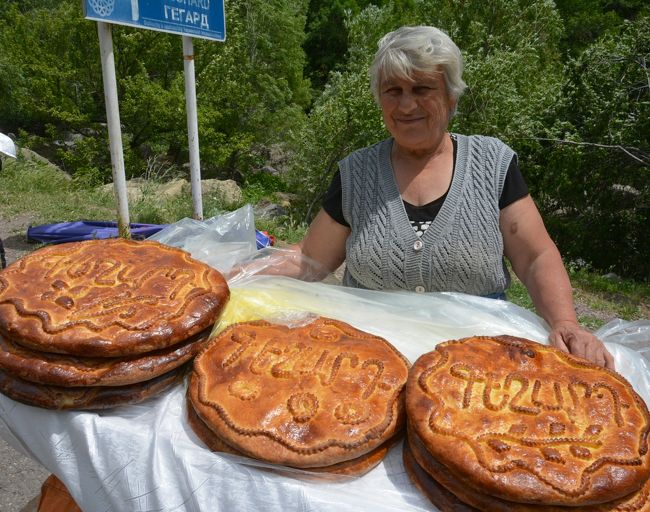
(413, 240), (423, 251)
(415, 285), (425, 293)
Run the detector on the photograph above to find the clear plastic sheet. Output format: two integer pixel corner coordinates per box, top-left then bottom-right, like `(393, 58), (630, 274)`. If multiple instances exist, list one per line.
(147, 204), (258, 272)
(0, 208), (648, 512)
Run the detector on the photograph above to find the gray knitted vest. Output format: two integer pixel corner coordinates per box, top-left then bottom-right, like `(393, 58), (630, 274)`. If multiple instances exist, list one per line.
(339, 134), (513, 296)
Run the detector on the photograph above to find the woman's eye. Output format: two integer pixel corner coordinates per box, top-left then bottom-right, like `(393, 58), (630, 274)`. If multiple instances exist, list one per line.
(414, 86), (433, 94)
(384, 88), (401, 96)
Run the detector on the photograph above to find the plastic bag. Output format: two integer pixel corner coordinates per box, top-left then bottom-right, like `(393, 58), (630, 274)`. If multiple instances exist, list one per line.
(148, 204), (259, 272)
(226, 245), (333, 284)
(1, 277), (648, 512)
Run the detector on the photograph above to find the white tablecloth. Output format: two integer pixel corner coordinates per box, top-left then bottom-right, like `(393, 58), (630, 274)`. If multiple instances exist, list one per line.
(1, 277), (649, 512)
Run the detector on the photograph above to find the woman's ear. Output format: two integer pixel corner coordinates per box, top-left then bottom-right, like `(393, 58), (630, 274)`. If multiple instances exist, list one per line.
(448, 97), (457, 119)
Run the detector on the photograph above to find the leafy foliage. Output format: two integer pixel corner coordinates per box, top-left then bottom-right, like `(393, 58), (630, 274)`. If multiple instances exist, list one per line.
(529, 15), (649, 279)
(0, 0), (311, 184)
(554, 0), (646, 55)
(194, 0), (311, 178)
(0, 0), (647, 280)
(0, 2), (102, 129)
(303, 0), (385, 90)
(288, 0), (566, 219)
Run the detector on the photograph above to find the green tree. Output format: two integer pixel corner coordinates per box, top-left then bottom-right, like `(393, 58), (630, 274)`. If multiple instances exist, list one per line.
(303, 0), (384, 91)
(289, 0), (566, 221)
(0, 0), (312, 186)
(195, 0), (311, 178)
(529, 15), (649, 279)
(0, 1), (102, 130)
(554, 0), (646, 56)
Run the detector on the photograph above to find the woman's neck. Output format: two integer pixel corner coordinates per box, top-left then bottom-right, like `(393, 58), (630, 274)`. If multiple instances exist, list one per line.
(390, 133), (455, 206)
(391, 133), (452, 173)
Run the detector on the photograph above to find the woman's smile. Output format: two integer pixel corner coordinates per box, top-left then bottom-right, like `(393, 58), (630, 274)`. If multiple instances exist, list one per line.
(379, 69), (455, 155)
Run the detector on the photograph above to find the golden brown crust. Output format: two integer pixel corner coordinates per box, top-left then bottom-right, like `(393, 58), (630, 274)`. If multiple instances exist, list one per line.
(0, 328), (211, 387)
(0, 239), (229, 357)
(408, 425), (650, 512)
(405, 335), (650, 506)
(403, 438), (479, 512)
(187, 398), (242, 455)
(189, 317), (410, 468)
(187, 395), (398, 478)
(0, 364), (186, 410)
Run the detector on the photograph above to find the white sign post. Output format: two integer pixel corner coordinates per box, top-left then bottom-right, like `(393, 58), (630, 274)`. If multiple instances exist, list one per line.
(83, 0), (226, 232)
(97, 21), (131, 238)
(183, 36), (203, 220)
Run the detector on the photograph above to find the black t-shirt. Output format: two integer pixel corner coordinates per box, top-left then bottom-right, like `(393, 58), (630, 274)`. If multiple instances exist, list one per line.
(322, 137), (528, 236)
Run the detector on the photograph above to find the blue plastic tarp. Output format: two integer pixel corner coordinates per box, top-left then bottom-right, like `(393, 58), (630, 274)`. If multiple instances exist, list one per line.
(27, 221), (165, 244)
(26, 221), (273, 249)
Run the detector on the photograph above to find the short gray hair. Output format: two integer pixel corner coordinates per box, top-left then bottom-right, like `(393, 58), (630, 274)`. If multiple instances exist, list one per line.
(369, 26), (467, 107)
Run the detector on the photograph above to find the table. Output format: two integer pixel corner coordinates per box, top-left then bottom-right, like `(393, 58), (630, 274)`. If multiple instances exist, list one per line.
(1, 277), (649, 512)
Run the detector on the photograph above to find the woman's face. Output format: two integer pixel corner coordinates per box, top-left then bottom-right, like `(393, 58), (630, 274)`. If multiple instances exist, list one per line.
(379, 68), (455, 154)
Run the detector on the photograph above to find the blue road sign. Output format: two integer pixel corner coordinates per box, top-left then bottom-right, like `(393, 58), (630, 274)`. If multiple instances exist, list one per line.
(83, 0), (225, 41)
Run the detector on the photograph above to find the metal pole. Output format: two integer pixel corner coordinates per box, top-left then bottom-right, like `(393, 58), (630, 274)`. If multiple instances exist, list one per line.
(182, 36), (203, 221)
(97, 21), (131, 238)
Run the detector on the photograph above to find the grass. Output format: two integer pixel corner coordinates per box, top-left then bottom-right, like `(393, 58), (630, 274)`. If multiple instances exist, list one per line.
(506, 264), (649, 330)
(0, 157), (308, 240)
(0, 159), (116, 226)
(1, 158), (647, 328)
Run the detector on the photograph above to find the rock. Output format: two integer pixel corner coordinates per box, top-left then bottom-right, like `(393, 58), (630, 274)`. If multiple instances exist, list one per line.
(99, 179), (146, 202)
(99, 177), (243, 206)
(184, 178), (243, 205)
(15, 148), (71, 180)
(159, 179), (187, 199)
(267, 143), (290, 172)
(274, 192), (299, 209)
(611, 184), (640, 196)
(53, 132), (84, 148)
(602, 272), (622, 282)
(261, 165), (279, 175)
(254, 200), (287, 219)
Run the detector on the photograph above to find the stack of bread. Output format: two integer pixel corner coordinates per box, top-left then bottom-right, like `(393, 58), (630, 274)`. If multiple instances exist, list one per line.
(187, 316), (410, 479)
(0, 238), (229, 410)
(404, 335), (650, 511)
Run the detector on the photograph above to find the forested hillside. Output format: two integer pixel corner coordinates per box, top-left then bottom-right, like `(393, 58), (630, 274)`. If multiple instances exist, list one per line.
(0, 0), (648, 279)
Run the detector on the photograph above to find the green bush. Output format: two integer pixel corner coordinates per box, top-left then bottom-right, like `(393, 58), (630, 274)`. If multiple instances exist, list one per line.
(528, 15), (649, 281)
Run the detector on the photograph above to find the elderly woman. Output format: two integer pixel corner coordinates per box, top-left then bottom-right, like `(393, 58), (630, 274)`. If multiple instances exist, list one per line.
(245, 25), (613, 369)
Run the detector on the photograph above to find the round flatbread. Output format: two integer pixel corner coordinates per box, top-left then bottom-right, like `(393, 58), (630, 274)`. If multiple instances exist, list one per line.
(189, 317), (410, 468)
(0, 365), (186, 410)
(403, 439), (479, 512)
(186, 397), (397, 479)
(406, 335), (650, 506)
(406, 425), (650, 512)
(0, 239), (229, 357)
(0, 328), (211, 387)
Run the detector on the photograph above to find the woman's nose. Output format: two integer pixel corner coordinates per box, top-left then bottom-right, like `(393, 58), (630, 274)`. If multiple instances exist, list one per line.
(398, 91), (417, 111)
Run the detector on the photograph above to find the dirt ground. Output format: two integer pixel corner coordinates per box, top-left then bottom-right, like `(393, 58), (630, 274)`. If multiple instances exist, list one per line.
(0, 213), (40, 268)
(0, 214), (51, 511)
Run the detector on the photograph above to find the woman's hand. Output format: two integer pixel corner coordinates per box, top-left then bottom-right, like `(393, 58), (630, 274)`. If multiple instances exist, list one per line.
(500, 198), (615, 372)
(549, 321), (615, 370)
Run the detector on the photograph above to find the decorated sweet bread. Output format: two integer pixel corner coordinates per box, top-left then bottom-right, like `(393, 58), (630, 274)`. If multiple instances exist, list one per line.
(189, 317), (410, 468)
(406, 335), (650, 506)
(406, 425), (650, 511)
(402, 439), (478, 512)
(186, 396), (396, 478)
(0, 328), (211, 387)
(0, 239), (229, 357)
(0, 365), (185, 410)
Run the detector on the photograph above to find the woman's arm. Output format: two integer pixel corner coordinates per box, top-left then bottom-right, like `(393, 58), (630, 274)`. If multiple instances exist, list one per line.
(227, 209), (349, 282)
(500, 196), (614, 369)
(298, 208), (350, 278)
